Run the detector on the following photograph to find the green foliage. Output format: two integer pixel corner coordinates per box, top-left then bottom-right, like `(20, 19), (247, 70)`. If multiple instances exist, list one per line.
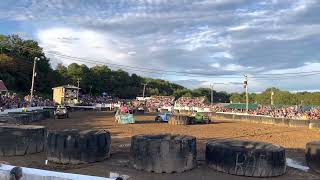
(239, 88), (320, 106)
(4, 34), (320, 105)
(0, 34), (191, 99)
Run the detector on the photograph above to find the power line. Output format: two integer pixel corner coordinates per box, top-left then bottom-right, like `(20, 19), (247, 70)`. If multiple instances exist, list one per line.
(3, 43), (320, 80)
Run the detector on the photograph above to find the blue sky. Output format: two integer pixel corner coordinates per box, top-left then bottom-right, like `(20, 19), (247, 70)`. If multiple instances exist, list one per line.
(1, 0), (320, 92)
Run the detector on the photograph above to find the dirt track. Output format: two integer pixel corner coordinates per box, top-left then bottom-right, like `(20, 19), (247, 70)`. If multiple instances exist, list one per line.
(2, 111), (320, 179)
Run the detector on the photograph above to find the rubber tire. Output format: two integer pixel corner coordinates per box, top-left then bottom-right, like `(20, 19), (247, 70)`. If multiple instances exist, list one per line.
(155, 116), (160, 122)
(306, 141), (320, 173)
(46, 129), (111, 164)
(168, 115), (191, 125)
(206, 140), (286, 177)
(0, 125), (46, 156)
(131, 134), (197, 173)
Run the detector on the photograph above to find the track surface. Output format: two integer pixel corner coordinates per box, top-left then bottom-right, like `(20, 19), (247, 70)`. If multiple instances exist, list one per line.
(2, 111), (320, 179)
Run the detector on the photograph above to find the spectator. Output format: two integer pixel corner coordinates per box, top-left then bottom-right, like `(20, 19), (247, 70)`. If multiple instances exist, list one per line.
(9, 167), (22, 180)
(0, 92), (54, 110)
(144, 96), (175, 111)
(175, 97), (207, 108)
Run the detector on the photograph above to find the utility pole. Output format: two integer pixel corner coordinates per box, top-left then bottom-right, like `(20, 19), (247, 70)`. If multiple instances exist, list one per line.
(77, 78), (80, 101)
(210, 84), (214, 106)
(271, 90), (274, 105)
(30, 57), (40, 106)
(244, 75), (249, 112)
(142, 83), (147, 98)
(89, 85), (92, 96)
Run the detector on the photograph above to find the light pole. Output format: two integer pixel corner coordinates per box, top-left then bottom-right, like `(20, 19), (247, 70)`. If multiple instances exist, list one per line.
(210, 84), (213, 106)
(89, 85), (92, 96)
(142, 83), (147, 98)
(244, 75), (249, 112)
(30, 57), (40, 106)
(76, 78), (81, 101)
(271, 90), (274, 105)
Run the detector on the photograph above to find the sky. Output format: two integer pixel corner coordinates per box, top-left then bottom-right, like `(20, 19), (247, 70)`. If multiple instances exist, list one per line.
(0, 0), (320, 93)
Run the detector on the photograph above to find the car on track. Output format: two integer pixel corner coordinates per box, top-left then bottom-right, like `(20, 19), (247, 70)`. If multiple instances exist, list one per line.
(190, 112), (211, 124)
(155, 112), (172, 122)
(54, 106), (69, 119)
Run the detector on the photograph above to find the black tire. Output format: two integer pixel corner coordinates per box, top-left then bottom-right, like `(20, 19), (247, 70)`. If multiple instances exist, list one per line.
(0, 125), (46, 156)
(46, 129), (111, 164)
(206, 140), (286, 177)
(155, 116), (160, 122)
(168, 115), (190, 125)
(131, 134), (197, 173)
(306, 141), (320, 173)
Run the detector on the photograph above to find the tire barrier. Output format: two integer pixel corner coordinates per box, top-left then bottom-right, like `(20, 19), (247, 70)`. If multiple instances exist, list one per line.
(6, 110), (50, 124)
(0, 115), (15, 124)
(133, 109), (145, 115)
(131, 134), (197, 173)
(306, 141), (320, 173)
(43, 107), (55, 117)
(0, 125), (46, 156)
(46, 129), (111, 164)
(0, 114), (31, 125)
(168, 114), (192, 125)
(206, 140), (286, 177)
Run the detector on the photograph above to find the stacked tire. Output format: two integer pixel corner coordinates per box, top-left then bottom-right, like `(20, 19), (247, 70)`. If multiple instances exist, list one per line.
(306, 141), (320, 173)
(0, 125), (46, 156)
(168, 115), (191, 125)
(206, 140), (286, 177)
(131, 134), (197, 173)
(46, 129), (111, 164)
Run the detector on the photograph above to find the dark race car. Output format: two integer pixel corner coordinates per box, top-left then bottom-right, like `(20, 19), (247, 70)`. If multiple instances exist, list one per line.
(54, 106), (69, 119)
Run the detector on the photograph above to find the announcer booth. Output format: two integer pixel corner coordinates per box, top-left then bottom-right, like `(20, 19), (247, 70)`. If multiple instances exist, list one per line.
(52, 85), (80, 105)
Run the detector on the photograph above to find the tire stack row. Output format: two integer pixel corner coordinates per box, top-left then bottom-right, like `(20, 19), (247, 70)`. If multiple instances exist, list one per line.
(46, 129), (111, 164)
(0, 125), (46, 156)
(130, 134), (288, 177)
(168, 114), (192, 125)
(205, 140), (286, 177)
(131, 134), (197, 173)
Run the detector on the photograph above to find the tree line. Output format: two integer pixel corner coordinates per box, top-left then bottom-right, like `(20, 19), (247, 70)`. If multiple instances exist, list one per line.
(0, 34), (230, 101)
(230, 88), (320, 106)
(1, 34), (319, 105)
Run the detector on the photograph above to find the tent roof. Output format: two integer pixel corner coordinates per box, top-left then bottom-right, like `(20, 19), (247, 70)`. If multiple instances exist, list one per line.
(52, 84), (80, 89)
(0, 80), (8, 92)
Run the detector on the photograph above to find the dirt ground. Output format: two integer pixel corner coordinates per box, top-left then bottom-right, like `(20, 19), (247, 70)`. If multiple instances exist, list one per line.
(3, 111), (320, 180)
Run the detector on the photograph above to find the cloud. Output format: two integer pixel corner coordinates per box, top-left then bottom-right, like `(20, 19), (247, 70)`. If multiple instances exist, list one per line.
(37, 27), (132, 67)
(1, 0), (320, 92)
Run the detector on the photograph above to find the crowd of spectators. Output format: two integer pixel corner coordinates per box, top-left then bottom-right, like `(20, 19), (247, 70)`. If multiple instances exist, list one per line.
(0, 92), (53, 110)
(0, 92), (23, 109)
(216, 105), (320, 120)
(175, 97), (207, 108)
(79, 95), (120, 105)
(24, 95), (54, 107)
(2, 91), (320, 120)
(145, 96), (175, 111)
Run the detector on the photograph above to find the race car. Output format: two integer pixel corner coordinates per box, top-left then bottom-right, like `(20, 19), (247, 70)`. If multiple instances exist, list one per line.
(155, 112), (172, 122)
(54, 105), (69, 119)
(115, 110), (135, 124)
(190, 112), (211, 124)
